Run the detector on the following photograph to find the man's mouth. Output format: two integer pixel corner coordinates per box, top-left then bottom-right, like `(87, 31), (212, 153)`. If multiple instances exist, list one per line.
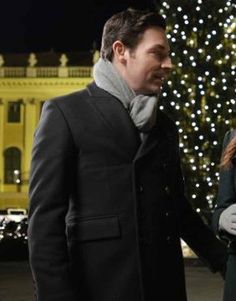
(153, 74), (165, 82)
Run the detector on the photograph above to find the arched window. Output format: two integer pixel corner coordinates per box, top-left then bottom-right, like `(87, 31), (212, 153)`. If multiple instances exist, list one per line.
(4, 147), (21, 184)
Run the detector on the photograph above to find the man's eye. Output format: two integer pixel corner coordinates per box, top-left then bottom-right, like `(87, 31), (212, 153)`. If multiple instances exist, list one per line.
(151, 51), (161, 57)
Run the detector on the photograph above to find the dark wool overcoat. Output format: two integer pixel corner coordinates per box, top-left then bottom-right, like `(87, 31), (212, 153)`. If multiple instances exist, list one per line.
(213, 129), (236, 301)
(28, 82), (226, 301)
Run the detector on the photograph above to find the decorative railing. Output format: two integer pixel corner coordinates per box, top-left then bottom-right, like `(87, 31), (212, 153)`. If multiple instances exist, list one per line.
(3, 67), (26, 77)
(0, 66), (93, 78)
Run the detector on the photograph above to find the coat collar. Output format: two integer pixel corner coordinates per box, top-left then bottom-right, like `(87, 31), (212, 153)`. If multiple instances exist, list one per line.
(86, 82), (169, 162)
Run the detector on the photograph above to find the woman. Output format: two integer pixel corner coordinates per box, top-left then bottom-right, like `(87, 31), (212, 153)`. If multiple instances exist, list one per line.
(213, 129), (236, 301)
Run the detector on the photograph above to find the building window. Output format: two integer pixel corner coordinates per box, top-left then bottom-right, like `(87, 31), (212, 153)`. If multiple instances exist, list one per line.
(8, 101), (21, 123)
(4, 147), (21, 184)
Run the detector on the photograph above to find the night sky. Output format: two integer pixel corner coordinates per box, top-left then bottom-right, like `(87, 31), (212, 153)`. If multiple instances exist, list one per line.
(0, 0), (159, 53)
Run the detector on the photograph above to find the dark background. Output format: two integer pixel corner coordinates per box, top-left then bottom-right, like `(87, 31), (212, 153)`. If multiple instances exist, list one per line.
(0, 0), (160, 53)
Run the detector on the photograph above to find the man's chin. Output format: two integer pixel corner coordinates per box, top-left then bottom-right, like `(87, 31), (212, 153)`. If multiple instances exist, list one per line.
(148, 85), (162, 95)
(135, 85), (161, 95)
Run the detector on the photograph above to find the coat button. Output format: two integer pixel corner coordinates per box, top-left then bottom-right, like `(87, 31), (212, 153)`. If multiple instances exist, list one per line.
(163, 162), (168, 169)
(166, 236), (171, 243)
(165, 186), (170, 194)
(165, 211), (169, 217)
(139, 185), (144, 192)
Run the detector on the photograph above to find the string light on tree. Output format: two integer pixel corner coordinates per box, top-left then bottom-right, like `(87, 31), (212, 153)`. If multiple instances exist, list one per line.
(157, 0), (235, 221)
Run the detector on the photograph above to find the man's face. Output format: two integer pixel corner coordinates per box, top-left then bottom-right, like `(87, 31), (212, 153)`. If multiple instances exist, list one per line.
(123, 26), (172, 95)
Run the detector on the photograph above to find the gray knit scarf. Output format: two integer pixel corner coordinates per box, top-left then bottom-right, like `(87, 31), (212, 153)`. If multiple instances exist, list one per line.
(93, 58), (158, 133)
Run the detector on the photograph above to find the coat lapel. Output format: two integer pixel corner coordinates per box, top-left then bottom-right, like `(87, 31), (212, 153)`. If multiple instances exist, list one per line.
(134, 109), (172, 162)
(134, 125), (162, 162)
(87, 82), (169, 163)
(87, 82), (141, 160)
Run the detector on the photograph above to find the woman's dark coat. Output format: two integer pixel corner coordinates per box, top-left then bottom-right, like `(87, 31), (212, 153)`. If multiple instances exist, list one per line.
(28, 82), (226, 301)
(213, 129), (236, 301)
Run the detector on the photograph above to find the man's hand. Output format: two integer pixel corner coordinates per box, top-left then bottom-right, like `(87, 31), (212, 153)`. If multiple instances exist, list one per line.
(219, 204), (236, 236)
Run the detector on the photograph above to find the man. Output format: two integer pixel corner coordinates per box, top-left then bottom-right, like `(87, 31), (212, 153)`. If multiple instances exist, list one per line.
(28, 8), (226, 301)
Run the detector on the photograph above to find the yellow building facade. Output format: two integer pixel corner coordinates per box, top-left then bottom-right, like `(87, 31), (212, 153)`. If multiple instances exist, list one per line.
(0, 52), (94, 210)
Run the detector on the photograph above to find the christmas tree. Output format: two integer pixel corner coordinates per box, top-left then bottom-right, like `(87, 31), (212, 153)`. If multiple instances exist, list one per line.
(156, 0), (236, 223)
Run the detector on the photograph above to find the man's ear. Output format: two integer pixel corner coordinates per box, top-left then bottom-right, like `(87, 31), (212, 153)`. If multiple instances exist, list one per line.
(112, 40), (127, 64)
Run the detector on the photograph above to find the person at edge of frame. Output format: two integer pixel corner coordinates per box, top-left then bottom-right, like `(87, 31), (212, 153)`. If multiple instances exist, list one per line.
(213, 122), (236, 301)
(28, 8), (227, 301)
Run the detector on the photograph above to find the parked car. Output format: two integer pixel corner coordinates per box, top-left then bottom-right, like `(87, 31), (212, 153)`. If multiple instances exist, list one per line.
(0, 208), (27, 225)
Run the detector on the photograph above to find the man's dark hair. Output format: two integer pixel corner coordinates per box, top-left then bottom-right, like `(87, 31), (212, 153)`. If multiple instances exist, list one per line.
(100, 8), (166, 61)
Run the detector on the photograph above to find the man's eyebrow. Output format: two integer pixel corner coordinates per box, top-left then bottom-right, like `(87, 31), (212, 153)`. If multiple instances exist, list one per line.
(149, 44), (171, 53)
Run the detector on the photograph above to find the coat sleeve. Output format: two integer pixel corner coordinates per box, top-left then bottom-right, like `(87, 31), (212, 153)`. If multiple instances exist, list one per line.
(212, 130), (236, 242)
(28, 100), (77, 301)
(171, 127), (227, 273)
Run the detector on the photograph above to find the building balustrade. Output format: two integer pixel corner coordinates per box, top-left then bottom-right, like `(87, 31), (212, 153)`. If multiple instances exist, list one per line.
(0, 66), (92, 78)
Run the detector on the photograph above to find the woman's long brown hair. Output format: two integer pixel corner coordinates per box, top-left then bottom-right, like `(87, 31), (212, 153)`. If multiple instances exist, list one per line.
(220, 136), (236, 169)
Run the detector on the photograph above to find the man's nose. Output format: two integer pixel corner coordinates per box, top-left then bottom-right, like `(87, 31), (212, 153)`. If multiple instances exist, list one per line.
(161, 56), (173, 71)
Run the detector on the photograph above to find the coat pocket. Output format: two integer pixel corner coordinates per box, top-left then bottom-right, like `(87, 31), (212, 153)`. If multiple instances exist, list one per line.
(67, 215), (121, 242)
